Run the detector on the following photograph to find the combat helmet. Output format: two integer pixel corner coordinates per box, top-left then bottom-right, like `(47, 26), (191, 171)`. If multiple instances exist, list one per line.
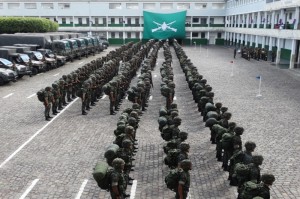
(261, 173), (275, 185)
(52, 83), (58, 89)
(180, 142), (190, 151)
(122, 139), (132, 148)
(252, 155), (264, 165)
(180, 159), (192, 171)
(112, 158), (125, 169)
(45, 86), (52, 91)
(244, 141), (256, 152)
(234, 126), (244, 135)
(179, 131), (188, 140)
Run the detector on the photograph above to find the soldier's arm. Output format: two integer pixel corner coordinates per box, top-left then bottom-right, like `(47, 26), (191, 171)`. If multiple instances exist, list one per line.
(178, 183), (184, 199)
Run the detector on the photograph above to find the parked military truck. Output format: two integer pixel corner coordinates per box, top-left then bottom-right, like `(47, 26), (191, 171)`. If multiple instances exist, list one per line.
(23, 51), (56, 71)
(0, 68), (18, 85)
(37, 48), (66, 66)
(79, 37), (96, 55)
(72, 38), (88, 58)
(0, 46), (46, 75)
(0, 48), (32, 77)
(62, 39), (82, 60)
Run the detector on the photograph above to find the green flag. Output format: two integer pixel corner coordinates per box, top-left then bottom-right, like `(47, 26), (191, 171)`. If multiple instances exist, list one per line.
(143, 11), (186, 39)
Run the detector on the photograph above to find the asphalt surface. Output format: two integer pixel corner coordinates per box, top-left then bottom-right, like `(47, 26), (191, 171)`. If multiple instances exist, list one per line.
(0, 44), (299, 199)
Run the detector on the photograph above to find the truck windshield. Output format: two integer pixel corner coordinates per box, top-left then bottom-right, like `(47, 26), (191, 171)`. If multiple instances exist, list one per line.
(20, 54), (30, 62)
(0, 58), (13, 66)
(33, 52), (43, 59)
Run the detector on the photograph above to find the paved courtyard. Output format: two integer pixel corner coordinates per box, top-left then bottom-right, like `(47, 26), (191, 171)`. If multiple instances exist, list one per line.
(0, 44), (299, 199)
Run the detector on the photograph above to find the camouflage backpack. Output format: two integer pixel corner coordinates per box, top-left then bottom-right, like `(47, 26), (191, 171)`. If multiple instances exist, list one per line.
(233, 163), (251, 184)
(164, 149), (180, 168)
(221, 133), (234, 150)
(241, 181), (261, 199)
(165, 168), (180, 192)
(92, 161), (114, 191)
(37, 89), (45, 102)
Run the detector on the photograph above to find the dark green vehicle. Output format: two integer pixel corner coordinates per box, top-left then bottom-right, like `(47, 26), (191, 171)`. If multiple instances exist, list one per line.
(52, 40), (74, 62)
(62, 39), (82, 60)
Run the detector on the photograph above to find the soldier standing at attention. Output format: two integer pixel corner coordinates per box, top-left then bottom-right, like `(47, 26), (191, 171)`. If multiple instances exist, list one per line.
(81, 82), (89, 115)
(44, 86), (53, 121)
(177, 159), (192, 199)
(110, 82), (117, 115)
(234, 48), (237, 59)
(110, 158), (130, 199)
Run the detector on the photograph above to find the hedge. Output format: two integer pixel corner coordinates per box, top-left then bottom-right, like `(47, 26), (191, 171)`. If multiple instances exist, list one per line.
(0, 17), (58, 34)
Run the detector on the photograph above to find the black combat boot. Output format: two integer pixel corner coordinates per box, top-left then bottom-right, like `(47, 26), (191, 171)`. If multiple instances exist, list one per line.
(110, 110), (116, 115)
(82, 111), (88, 115)
(45, 116), (51, 121)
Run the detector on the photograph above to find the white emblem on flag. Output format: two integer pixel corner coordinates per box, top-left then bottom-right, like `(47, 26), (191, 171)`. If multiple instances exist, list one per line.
(151, 21), (177, 32)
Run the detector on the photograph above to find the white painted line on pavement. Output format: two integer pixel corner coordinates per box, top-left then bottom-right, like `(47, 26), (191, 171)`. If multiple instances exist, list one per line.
(173, 96), (177, 100)
(78, 62), (84, 65)
(27, 93), (36, 99)
(149, 96), (153, 100)
(125, 95), (128, 100)
(3, 93), (14, 99)
(101, 95), (107, 99)
(129, 180), (137, 199)
(53, 73), (60, 76)
(75, 179), (88, 199)
(0, 98), (79, 169)
(19, 179), (39, 199)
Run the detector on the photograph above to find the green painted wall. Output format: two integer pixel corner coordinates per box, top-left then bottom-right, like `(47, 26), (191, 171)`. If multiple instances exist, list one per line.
(215, 39), (224, 45)
(280, 48), (291, 60)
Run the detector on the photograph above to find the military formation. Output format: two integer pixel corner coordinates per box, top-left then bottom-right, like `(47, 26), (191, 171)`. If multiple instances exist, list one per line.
(173, 39), (276, 199)
(37, 39), (277, 198)
(157, 42), (192, 199)
(240, 47), (275, 62)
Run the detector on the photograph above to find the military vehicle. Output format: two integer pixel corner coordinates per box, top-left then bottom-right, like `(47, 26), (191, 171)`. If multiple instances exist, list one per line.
(37, 48), (66, 66)
(23, 51), (56, 70)
(0, 68), (18, 85)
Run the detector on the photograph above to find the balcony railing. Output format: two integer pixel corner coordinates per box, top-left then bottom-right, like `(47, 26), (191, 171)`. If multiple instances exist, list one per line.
(210, 24), (225, 27)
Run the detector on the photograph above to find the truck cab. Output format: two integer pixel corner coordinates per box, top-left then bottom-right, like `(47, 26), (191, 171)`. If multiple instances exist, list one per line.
(0, 68), (18, 85)
(62, 39), (81, 60)
(37, 48), (66, 67)
(0, 58), (31, 78)
(24, 51), (56, 71)
(9, 53), (45, 75)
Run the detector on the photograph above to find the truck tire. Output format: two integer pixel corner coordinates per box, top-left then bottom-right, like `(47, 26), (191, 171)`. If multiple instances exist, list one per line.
(0, 77), (5, 85)
(18, 75), (24, 78)
(31, 68), (38, 75)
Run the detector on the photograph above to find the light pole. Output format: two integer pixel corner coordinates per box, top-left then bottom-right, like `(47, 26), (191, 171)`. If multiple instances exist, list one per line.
(123, 19), (126, 44)
(88, 0), (92, 36)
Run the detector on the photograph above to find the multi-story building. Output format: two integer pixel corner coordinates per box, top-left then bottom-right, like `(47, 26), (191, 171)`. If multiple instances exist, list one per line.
(0, 0), (299, 68)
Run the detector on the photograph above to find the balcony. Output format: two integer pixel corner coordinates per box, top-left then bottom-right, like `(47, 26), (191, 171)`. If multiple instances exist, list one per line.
(210, 24), (225, 27)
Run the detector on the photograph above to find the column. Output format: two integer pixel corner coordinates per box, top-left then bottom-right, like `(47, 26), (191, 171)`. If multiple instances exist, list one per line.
(294, 7), (299, 30)
(238, 15), (241, 28)
(276, 38), (281, 64)
(208, 16), (210, 27)
(257, 11), (261, 28)
(234, 15), (237, 28)
(190, 31), (192, 46)
(290, 39), (296, 68)
(268, 37), (273, 61)
(246, 13), (250, 28)
(280, 9), (284, 27)
(251, 13), (254, 28)
(245, 34), (248, 46)
(271, 11), (275, 29)
(262, 36), (265, 48)
(263, 12), (267, 28)
(255, 35), (258, 47)
(250, 35), (253, 47)
(207, 31), (210, 44)
(233, 32), (236, 46)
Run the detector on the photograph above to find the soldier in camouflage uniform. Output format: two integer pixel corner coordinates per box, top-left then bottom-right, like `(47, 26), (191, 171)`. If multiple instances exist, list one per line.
(177, 142), (190, 166)
(81, 82), (89, 115)
(51, 83), (60, 115)
(110, 158), (130, 199)
(44, 86), (53, 121)
(109, 81), (118, 115)
(117, 139), (135, 185)
(176, 159), (192, 199)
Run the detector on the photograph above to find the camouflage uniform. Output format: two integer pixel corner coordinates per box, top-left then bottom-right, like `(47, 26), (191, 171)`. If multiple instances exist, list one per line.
(44, 87), (52, 121)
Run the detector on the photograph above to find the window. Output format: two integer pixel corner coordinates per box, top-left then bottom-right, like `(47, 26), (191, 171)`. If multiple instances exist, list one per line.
(289, 13), (292, 20)
(201, 18), (207, 24)
(192, 32), (199, 37)
(193, 18), (199, 23)
(0, 3), (3, 9)
(8, 3), (20, 9)
(119, 32), (123, 38)
(217, 32), (222, 38)
(78, 18), (82, 25)
(201, 32), (205, 38)
(41, 3), (53, 9)
(127, 32), (131, 39)
(127, 18), (131, 25)
(111, 32), (115, 38)
(62, 18), (66, 24)
(25, 3), (36, 9)
(212, 3), (225, 9)
(177, 3), (190, 10)
(195, 3), (207, 9)
(109, 3), (122, 9)
(70, 17), (73, 24)
(160, 3), (172, 10)
(210, 18), (214, 24)
(111, 18), (115, 24)
(135, 32), (139, 38)
(103, 18), (107, 25)
(58, 3), (70, 9)
(95, 18), (99, 25)
(119, 18), (124, 24)
(135, 18), (139, 25)
(143, 3), (155, 10)
(126, 3), (138, 9)
(86, 18), (89, 25)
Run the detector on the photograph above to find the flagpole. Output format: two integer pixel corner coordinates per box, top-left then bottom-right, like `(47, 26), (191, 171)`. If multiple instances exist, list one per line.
(256, 76), (262, 97)
(230, 61), (234, 77)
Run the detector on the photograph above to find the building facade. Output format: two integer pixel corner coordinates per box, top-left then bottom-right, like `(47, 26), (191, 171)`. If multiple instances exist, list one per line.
(0, 0), (300, 68)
